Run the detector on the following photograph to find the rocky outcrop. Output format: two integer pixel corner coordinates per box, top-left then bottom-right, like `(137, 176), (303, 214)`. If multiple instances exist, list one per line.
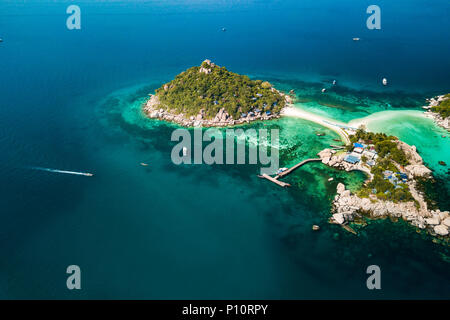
(397, 141), (423, 164)
(319, 141), (447, 238)
(143, 95), (282, 127)
(404, 164), (432, 178)
(331, 183), (449, 238)
(423, 95), (449, 131)
(395, 141), (432, 178)
(434, 225), (449, 236)
(199, 59), (215, 74)
(317, 148), (372, 179)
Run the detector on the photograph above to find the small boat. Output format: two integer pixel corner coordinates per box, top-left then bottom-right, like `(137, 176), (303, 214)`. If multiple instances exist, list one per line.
(276, 167), (288, 174)
(332, 80), (337, 85)
(382, 78), (388, 86)
(316, 133), (326, 136)
(321, 88), (326, 93)
(0, 38), (3, 43)
(328, 177), (334, 182)
(140, 162), (149, 166)
(332, 138), (341, 142)
(84, 173), (94, 177)
(352, 37), (360, 41)
(438, 161), (446, 166)
(221, 27), (226, 32)
(312, 225), (320, 231)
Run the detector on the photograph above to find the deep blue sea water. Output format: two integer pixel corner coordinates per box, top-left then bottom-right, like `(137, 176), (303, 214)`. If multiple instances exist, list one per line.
(0, 0), (449, 299)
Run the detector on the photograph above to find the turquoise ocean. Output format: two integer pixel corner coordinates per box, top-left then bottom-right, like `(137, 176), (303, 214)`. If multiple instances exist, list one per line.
(0, 0), (449, 298)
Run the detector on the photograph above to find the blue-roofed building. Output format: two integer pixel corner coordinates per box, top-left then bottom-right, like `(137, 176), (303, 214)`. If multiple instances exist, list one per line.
(383, 170), (393, 178)
(254, 108), (261, 113)
(256, 93), (263, 97)
(388, 176), (399, 186)
(344, 155), (360, 164)
(265, 111), (271, 115)
(397, 173), (408, 180)
(353, 142), (364, 148)
(241, 113), (247, 118)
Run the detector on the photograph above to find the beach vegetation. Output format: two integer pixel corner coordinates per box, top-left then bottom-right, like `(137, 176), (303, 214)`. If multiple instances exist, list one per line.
(351, 129), (414, 202)
(431, 95), (450, 118)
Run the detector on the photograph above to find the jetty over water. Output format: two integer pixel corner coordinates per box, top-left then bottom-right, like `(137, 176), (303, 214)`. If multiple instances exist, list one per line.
(258, 158), (322, 187)
(258, 174), (291, 187)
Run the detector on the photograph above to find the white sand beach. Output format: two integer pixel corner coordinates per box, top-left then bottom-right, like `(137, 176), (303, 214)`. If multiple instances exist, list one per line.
(282, 106), (430, 145)
(348, 110), (427, 130)
(281, 106), (352, 144)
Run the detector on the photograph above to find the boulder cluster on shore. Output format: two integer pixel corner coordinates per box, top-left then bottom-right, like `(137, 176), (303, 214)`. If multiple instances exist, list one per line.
(331, 183), (449, 237)
(318, 141), (449, 238)
(423, 95), (449, 131)
(143, 93), (283, 127)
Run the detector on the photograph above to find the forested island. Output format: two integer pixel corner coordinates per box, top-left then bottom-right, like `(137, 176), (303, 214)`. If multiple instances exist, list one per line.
(317, 129), (449, 238)
(143, 60), (292, 127)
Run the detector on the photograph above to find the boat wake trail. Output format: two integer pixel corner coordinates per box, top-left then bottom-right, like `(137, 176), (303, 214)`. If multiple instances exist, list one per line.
(29, 167), (94, 177)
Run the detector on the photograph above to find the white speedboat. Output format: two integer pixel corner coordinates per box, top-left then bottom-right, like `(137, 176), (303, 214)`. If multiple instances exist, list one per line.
(382, 78), (388, 86)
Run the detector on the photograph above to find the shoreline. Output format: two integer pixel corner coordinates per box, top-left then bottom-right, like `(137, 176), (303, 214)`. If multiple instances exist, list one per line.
(143, 89), (293, 128)
(348, 109), (426, 129)
(143, 99), (440, 147)
(317, 139), (449, 239)
(281, 106), (352, 145)
(143, 59), (294, 129)
(422, 95), (449, 131)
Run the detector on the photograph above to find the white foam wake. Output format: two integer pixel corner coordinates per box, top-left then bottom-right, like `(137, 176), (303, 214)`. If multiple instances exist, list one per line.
(30, 167), (94, 177)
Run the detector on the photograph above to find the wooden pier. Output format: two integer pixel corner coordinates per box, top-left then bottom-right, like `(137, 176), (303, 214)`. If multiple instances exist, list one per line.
(275, 158), (322, 179)
(258, 158), (322, 187)
(258, 174), (291, 187)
